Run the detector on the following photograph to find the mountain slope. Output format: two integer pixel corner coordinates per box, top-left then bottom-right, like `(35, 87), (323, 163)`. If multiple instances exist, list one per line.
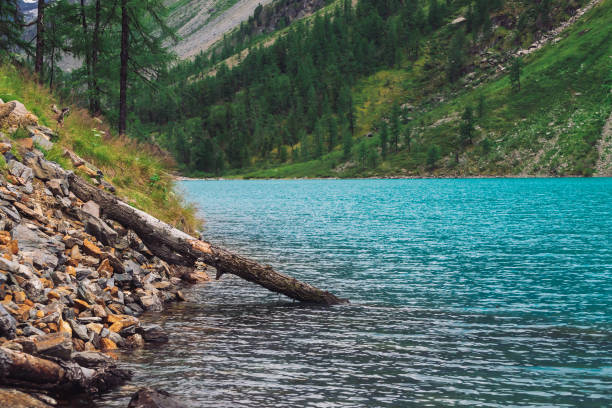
(138, 0), (612, 178)
(166, 0), (276, 58)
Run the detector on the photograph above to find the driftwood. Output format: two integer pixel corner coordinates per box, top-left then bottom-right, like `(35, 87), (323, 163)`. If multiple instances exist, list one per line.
(67, 173), (348, 305)
(0, 347), (130, 393)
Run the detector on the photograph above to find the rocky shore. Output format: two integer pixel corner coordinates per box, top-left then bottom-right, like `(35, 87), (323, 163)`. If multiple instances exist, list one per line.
(0, 100), (209, 407)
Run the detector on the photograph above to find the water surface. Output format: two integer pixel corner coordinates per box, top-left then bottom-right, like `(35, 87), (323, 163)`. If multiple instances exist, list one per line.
(99, 178), (612, 407)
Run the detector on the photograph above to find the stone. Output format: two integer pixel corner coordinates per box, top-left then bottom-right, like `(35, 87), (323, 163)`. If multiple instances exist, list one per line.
(45, 179), (66, 197)
(16, 137), (34, 150)
(68, 319), (89, 341)
(125, 333), (145, 349)
(100, 337), (117, 350)
(139, 294), (163, 312)
(32, 332), (73, 360)
(32, 133), (53, 151)
(183, 269), (210, 284)
(0, 205), (21, 222)
(82, 200), (100, 218)
(0, 142), (11, 153)
(11, 224), (64, 269)
(80, 212), (118, 247)
(0, 303), (17, 339)
(97, 258), (114, 278)
(72, 351), (113, 368)
(127, 388), (183, 408)
(23, 151), (67, 181)
(8, 160), (34, 184)
(82, 239), (102, 257)
(138, 324), (168, 344)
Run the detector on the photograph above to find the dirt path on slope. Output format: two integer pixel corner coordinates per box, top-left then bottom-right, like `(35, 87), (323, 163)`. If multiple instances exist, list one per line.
(173, 0), (276, 59)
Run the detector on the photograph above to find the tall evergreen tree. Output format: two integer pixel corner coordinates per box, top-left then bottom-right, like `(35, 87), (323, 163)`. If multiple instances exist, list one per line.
(0, 1), (30, 54)
(510, 57), (521, 93)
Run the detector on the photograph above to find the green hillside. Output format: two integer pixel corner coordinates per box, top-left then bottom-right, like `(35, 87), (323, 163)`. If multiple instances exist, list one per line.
(131, 0), (611, 178)
(242, 0), (612, 178)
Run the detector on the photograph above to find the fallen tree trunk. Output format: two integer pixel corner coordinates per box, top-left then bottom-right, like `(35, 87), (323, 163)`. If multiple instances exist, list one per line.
(67, 173), (348, 305)
(0, 347), (130, 393)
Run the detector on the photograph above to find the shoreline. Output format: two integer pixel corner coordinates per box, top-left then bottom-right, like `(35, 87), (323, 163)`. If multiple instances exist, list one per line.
(175, 174), (612, 181)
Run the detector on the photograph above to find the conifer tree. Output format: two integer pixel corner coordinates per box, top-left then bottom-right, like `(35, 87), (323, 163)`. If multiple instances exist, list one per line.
(342, 127), (353, 160)
(380, 122), (389, 159)
(510, 57), (521, 93)
(459, 106), (475, 146)
(447, 30), (466, 82)
(0, 0), (30, 54)
(390, 104), (401, 152)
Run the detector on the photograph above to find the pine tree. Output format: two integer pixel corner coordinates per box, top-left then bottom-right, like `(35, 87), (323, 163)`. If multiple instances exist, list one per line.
(390, 104), (401, 152)
(327, 115), (338, 152)
(510, 57), (521, 93)
(342, 127), (353, 160)
(447, 30), (466, 82)
(0, 0), (30, 54)
(426, 145), (440, 170)
(118, 0), (176, 135)
(459, 106), (475, 146)
(380, 122), (389, 159)
(404, 126), (412, 152)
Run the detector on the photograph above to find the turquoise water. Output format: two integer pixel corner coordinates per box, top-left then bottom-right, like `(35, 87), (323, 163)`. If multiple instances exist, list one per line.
(100, 178), (612, 407)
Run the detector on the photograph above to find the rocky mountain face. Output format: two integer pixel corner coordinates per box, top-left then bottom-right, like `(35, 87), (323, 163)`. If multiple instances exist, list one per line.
(0, 98), (210, 406)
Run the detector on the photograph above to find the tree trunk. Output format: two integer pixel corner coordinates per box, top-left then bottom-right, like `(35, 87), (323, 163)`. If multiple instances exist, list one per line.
(34, 0), (45, 79)
(80, 0), (93, 112)
(0, 347), (130, 392)
(91, 0), (101, 115)
(119, 0), (129, 136)
(67, 173), (348, 305)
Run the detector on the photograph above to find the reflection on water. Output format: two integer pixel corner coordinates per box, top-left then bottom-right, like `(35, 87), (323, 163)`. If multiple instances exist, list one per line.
(96, 179), (611, 407)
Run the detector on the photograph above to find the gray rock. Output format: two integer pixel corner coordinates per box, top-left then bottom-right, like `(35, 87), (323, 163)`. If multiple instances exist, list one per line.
(139, 294), (163, 312)
(45, 178), (68, 197)
(128, 388), (183, 408)
(1, 205), (21, 222)
(32, 133), (53, 150)
(78, 210), (117, 246)
(82, 200), (100, 218)
(23, 151), (67, 181)
(69, 319), (89, 341)
(0, 303), (17, 339)
(72, 351), (113, 368)
(8, 160), (33, 183)
(137, 324), (168, 344)
(11, 223), (64, 269)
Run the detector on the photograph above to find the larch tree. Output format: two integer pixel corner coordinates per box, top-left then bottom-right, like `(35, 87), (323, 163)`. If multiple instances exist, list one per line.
(118, 0), (176, 136)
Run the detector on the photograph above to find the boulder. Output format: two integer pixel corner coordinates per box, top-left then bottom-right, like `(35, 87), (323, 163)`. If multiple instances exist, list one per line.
(137, 324), (169, 344)
(78, 211), (118, 247)
(71, 351), (113, 368)
(31, 332), (73, 360)
(0, 100), (39, 128)
(8, 160), (34, 184)
(32, 134), (53, 151)
(82, 200), (100, 218)
(22, 151), (67, 181)
(127, 388), (183, 408)
(11, 223), (64, 269)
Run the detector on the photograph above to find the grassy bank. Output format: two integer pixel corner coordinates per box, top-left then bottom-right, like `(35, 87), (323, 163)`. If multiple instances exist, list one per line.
(0, 62), (200, 233)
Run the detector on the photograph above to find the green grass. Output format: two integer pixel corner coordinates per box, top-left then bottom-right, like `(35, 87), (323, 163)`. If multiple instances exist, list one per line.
(0, 63), (201, 233)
